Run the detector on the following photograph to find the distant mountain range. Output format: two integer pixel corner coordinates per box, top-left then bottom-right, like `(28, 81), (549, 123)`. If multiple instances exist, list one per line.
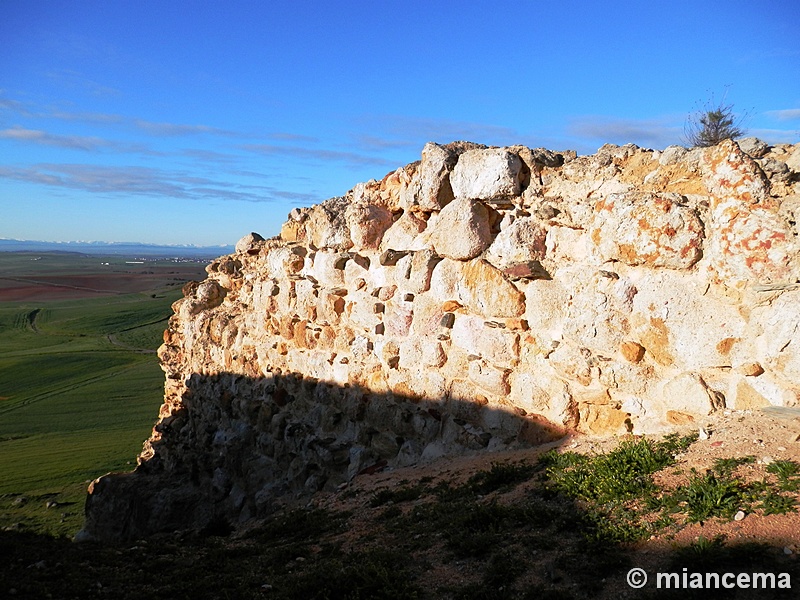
(0, 238), (235, 258)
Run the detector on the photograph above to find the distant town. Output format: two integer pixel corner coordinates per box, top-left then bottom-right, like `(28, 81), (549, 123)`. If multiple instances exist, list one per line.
(0, 238), (235, 260)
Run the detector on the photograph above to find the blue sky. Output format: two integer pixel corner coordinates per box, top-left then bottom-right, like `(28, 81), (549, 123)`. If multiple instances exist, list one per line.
(1, 0), (798, 246)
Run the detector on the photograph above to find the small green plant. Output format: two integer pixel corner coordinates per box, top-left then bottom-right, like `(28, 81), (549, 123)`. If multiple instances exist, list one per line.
(712, 455), (755, 477)
(370, 484), (425, 507)
(467, 461), (536, 495)
(677, 470), (748, 522)
(767, 460), (800, 491)
(759, 490), (798, 516)
(681, 534), (728, 558)
(539, 434), (696, 505)
(581, 506), (650, 544)
(684, 92), (749, 147)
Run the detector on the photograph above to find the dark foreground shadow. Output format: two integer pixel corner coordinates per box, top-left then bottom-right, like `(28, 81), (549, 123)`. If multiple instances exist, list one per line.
(82, 370), (567, 543)
(5, 372), (800, 599)
(3, 483), (800, 599)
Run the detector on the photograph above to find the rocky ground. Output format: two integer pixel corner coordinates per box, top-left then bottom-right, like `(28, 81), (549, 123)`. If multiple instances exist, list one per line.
(3, 407), (800, 599)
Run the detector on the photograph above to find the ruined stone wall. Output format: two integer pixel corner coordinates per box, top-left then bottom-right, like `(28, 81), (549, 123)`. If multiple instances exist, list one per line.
(82, 138), (800, 542)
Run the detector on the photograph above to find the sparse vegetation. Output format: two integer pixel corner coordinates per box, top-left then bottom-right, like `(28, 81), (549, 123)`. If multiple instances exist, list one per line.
(3, 431), (800, 598)
(684, 93), (748, 147)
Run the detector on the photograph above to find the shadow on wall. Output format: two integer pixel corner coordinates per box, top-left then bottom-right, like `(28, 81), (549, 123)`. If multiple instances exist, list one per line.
(82, 371), (568, 543)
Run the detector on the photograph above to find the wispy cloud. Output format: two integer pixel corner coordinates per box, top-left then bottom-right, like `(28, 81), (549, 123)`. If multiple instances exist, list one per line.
(765, 109), (800, 122)
(267, 132), (320, 143)
(132, 119), (240, 137)
(241, 143), (395, 167)
(0, 95), (32, 116)
(360, 115), (522, 147)
(0, 163), (301, 203)
(48, 110), (126, 125)
(356, 134), (419, 151)
(567, 116), (682, 149)
(181, 148), (241, 164)
(45, 69), (122, 98)
(0, 126), (163, 155)
(748, 128), (800, 144)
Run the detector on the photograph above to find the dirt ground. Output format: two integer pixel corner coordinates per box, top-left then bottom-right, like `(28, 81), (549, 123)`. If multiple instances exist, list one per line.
(0, 268), (208, 301)
(305, 406), (800, 597)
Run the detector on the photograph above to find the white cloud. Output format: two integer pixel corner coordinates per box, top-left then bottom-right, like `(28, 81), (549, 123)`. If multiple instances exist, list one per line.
(0, 163), (301, 203)
(0, 126), (161, 155)
(567, 116), (683, 150)
(241, 143), (395, 167)
(765, 109), (800, 122)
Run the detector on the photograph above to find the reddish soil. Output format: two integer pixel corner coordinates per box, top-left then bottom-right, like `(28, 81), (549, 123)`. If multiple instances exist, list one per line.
(310, 406), (800, 596)
(0, 269), (207, 301)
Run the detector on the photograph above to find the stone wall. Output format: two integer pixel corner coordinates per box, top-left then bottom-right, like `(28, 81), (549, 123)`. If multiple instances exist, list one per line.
(82, 138), (800, 542)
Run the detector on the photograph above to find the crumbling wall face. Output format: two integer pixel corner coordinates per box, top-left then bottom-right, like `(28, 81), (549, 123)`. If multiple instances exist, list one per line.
(82, 139), (800, 541)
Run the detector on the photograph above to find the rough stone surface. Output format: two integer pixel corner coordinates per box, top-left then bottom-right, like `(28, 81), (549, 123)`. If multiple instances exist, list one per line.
(82, 138), (800, 543)
(412, 142), (459, 210)
(429, 197), (492, 260)
(702, 140), (800, 289)
(590, 192), (704, 269)
(485, 216), (547, 270)
(450, 148), (523, 200)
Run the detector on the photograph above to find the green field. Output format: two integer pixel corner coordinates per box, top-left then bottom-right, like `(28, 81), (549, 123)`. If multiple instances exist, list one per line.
(0, 252), (207, 537)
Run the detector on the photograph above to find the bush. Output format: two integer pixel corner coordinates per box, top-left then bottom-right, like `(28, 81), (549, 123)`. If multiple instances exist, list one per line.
(684, 94), (748, 147)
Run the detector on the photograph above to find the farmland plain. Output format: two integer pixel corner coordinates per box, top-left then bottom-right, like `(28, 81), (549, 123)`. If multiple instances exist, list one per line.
(0, 252), (209, 536)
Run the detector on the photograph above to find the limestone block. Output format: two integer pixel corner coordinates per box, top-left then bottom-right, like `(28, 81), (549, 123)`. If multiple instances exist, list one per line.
(630, 270), (747, 370)
(307, 196), (353, 250)
(705, 201), (799, 288)
(458, 259), (526, 318)
(316, 291), (345, 325)
(429, 258), (461, 302)
(429, 197), (492, 261)
(578, 403), (630, 436)
(751, 290), (800, 385)
(294, 279), (318, 321)
(659, 145), (688, 165)
(589, 192), (704, 269)
(468, 359), (511, 397)
(265, 247), (305, 279)
(380, 163), (417, 212)
(451, 315), (520, 368)
(397, 250), (440, 294)
(280, 220), (305, 243)
(659, 372), (719, 418)
(786, 145), (800, 173)
(520, 278), (567, 349)
(700, 142), (800, 285)
(399, 337), (447, 369)
(484, 216), (547, 270)
(557, 267), (638, 357)
(380, 211), (428, 251)
(384, 303), (414, 337)
(346, 293), (382, 331)
(410, 294), (446, 337)
(547, 343), (593, 386)
(415, 142), (458, 210)
(702, 139), (770, 205)
(235, 232), (265, 254)
(737, 137), (770, 159)
(343, 254), (370, 287)
(450, 148), (522, 200)
(188, 280), (227, 315)
(509, 371), (575, 427)
(731, 379), (772, 410)
(345, 202), (393, 251)
(405, 368), (448, 401)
